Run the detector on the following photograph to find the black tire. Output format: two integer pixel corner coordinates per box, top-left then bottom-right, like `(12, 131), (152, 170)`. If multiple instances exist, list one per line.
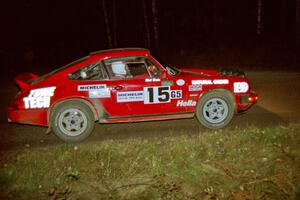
(50, 100), (94, 142)
(196, 91), (235, 129)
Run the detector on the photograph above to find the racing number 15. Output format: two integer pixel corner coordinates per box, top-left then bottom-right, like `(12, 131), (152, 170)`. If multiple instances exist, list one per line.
(144, 86), (170, 104)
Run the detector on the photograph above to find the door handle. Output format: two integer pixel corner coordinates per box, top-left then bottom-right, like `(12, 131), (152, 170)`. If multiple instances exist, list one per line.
(113, 85), (124, 91)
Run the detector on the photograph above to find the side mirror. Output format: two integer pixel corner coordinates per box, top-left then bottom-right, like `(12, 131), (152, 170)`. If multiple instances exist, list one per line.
(160, 70), (167, 79)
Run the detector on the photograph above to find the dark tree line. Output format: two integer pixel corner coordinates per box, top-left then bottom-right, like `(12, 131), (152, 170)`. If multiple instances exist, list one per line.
(101, 0), (159, 50)
(99, 0), (300, 49)
(1, 0), (300, 74)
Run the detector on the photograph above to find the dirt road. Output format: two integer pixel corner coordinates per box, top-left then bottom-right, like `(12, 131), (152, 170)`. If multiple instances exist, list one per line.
(1, 72), (299, 151)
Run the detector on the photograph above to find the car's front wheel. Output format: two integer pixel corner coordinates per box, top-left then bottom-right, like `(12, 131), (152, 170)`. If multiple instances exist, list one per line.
(50, 100), (94, 142)
(196, 91), (235, 129)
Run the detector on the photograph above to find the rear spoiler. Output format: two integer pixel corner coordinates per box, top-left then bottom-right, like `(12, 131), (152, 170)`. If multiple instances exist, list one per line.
(15, 73), (39, 91)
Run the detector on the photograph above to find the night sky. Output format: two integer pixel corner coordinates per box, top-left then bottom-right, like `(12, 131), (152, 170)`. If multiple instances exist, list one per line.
(1, 0), (299, 76)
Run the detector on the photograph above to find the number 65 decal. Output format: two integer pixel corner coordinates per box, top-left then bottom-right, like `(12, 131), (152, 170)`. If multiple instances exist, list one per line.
(144, 86), (182, 104)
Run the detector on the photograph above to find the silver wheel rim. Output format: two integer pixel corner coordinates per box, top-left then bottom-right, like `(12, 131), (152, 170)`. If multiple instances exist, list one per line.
(202, 98), (229, 124)
(57, 108), (88, 137)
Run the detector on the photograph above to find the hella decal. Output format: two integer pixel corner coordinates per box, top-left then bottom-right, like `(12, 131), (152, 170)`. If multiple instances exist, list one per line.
(23, 87), (56, 109)
(176, 100), (197, 107)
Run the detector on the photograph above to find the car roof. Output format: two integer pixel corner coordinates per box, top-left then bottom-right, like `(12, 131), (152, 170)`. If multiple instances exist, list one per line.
(45, 48), (151, 78)
(89, 48), (150, 59)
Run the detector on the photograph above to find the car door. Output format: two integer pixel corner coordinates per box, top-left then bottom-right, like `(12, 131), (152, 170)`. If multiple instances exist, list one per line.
(103, 56), (189, 116)
(68, 60), (132, 117)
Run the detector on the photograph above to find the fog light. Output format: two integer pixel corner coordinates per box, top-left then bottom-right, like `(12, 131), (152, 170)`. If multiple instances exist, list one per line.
(248, 95), (258, 103)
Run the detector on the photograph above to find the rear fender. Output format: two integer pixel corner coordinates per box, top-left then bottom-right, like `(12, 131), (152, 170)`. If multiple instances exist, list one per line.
(46, 97), (102, 131)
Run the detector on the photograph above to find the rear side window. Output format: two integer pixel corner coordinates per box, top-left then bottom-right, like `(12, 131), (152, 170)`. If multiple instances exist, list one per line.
(69, 62), (108, 80)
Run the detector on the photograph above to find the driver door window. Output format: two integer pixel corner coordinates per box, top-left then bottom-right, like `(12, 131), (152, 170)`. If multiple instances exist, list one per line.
(104, 56), (161, 80)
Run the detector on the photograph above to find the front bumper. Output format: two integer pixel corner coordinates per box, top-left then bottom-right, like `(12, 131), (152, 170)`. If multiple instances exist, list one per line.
(236, 91), (258, 112)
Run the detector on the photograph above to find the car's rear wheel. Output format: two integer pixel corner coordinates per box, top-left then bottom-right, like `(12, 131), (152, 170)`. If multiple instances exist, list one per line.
(50, 100), (94, 142)
(196, 91), (234, 129)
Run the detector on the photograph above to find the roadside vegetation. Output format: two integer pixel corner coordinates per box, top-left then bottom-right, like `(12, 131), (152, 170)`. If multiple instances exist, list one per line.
(0, 123), (299, 199)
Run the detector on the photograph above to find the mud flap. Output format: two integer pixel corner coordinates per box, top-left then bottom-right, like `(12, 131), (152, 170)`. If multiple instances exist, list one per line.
(45, 126), (51, 134)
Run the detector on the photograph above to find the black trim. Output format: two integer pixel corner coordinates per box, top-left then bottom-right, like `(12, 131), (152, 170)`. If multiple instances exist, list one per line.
(90, 99), (110, 119)
(106, 112), (194, 119)
(102, 56), (153, 80)
(240, 94), (249, 104)
(90, 48), (149, 55)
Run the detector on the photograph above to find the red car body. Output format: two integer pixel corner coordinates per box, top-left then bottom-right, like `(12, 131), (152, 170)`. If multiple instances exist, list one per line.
(7, 48), (258, 141)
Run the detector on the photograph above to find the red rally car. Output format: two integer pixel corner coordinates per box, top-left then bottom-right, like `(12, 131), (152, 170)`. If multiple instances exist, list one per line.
(7, 48), (258, 142)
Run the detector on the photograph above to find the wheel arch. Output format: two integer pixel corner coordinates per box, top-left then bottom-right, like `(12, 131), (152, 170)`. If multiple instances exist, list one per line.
(47, 97), (100, 127)
(198, 88), (237, 113)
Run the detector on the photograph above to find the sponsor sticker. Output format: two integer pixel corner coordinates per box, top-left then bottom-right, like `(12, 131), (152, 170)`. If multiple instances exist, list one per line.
(78, 84), (111, 98)
(144, 86), (182, 104)
(233, 82), (249, 93)
(176, 79), (185, 86)
(145, 78), (161, 82)
(192, 80), (212, 85)
(191, 79), (229, 85)
(176, 100), (197, 107)
(162, 80), (173, 86)
(117, 91), (144, 102)
(78, 84), (106, 91)
(189, 84), (202, 91)
(89, 89), (111, 98)
(23, 87), (56, 109)
(117, 86), (183, 104)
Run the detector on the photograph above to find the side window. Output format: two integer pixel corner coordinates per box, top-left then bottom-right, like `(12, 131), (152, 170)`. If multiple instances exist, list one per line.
(127, 63), (148, 77)
(104, 57), (152, 80)
(145, 58), (162, 78)
(69, 62), (108, 80)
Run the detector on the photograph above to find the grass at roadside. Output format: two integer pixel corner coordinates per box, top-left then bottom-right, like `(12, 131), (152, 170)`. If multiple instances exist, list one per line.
(0, 124), (300, 200)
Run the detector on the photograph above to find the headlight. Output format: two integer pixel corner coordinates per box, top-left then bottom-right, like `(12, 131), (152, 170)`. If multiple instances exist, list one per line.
(234, 82), (249, 93)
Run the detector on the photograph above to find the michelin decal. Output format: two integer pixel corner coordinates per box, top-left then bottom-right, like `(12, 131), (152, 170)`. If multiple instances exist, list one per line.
(78, 84), (106, 91)
(117, 91), (144, 102)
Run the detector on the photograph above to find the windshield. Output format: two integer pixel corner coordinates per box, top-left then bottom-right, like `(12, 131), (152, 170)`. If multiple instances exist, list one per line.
(165, 65), (180, 76)
(148, 54), (180, 76)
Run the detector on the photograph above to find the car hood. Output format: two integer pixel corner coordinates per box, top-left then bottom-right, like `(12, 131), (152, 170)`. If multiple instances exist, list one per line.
(179, 68), (220, 77)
